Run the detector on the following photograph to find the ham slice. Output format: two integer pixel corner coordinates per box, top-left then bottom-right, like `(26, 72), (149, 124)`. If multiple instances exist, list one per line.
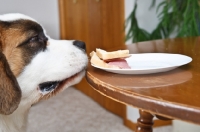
(107, 59), (131, 69)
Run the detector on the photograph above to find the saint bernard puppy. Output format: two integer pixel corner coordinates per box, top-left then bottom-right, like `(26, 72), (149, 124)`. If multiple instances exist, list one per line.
(0, 13), (88, 132)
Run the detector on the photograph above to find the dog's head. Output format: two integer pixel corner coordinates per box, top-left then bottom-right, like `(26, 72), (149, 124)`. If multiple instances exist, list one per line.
(0, 13), (88, 115)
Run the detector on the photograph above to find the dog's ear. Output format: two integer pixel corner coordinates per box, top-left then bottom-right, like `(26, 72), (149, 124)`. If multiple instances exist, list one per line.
(0, 51), (22, 115)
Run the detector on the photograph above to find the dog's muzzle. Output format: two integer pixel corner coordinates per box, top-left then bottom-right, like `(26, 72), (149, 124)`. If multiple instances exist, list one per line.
(38, 40), (87, 94)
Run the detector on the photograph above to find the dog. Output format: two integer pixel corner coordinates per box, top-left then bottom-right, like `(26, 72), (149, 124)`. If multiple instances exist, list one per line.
(0, 13), (88, 132)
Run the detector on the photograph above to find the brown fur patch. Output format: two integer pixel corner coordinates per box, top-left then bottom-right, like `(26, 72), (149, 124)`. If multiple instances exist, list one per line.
(0, 51), (21, 115)
(1, 28), (26, 76)
(0, 19), (47, 114)
(0, 20), (32, 114)
(0, 19), (46, 76)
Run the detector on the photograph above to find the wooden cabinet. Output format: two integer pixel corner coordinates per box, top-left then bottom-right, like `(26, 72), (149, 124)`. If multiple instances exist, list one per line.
(59, 0), (126, 118)
(59, 0), (125, 53)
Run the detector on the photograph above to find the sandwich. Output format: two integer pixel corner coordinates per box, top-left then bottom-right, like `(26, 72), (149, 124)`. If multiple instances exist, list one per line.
(90, 48), (131, 69)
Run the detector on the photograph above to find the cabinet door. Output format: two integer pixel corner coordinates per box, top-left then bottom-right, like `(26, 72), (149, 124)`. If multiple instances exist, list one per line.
(59, 0), (125, 118)
(59, 0), (125, 53)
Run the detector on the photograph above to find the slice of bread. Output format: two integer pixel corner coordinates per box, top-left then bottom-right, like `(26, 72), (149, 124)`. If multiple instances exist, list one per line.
(96, 48), (130, 60)
(90, 52), (120, 69)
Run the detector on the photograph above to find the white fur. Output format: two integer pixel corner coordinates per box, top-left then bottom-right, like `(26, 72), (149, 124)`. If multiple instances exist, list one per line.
(0, 14), (88, 132)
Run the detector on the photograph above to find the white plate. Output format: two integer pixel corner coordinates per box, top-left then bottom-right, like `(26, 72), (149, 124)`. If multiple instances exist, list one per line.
(91, 53), (192, 74)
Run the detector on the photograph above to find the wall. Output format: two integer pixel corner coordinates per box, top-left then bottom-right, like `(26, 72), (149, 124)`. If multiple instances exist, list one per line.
(0, 0), (60, 39)
(125, 0), (162, 44)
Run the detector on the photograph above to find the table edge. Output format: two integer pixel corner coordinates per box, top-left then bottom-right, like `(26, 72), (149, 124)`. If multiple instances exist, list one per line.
(86, 71), (200, 125)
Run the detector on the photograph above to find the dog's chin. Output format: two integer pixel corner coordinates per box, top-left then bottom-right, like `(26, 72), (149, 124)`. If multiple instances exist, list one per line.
(38, 70), (85, 100)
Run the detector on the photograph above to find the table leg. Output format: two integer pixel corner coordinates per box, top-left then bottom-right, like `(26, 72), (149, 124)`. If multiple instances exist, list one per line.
(135, 109), (154, 132)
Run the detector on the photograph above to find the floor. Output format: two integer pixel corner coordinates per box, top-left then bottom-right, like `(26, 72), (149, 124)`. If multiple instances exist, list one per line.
(27, 87), (172, 132)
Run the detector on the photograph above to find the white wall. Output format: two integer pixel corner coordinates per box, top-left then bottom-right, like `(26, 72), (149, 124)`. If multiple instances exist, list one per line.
(125, 0), (163, 44)
(0, 0), (60, 39)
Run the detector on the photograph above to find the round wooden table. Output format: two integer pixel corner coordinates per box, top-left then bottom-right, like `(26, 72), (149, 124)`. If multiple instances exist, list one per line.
(86, 37), (200, 132)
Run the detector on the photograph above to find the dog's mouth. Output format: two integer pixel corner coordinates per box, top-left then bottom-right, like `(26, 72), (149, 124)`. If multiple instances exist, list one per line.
(38, 70), (84, 95)
(39, 81), (60, 93)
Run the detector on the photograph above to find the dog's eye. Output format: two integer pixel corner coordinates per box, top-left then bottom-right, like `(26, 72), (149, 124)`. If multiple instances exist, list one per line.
(29, 36), (39, 42)
(30, 36), (39, 42)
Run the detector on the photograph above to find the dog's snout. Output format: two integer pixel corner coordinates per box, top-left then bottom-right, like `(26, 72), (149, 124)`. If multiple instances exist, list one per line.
(73, 40), (86, 51)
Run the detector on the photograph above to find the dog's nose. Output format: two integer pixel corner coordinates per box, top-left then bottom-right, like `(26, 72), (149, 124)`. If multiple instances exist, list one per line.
(73, 40), (86, 51)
